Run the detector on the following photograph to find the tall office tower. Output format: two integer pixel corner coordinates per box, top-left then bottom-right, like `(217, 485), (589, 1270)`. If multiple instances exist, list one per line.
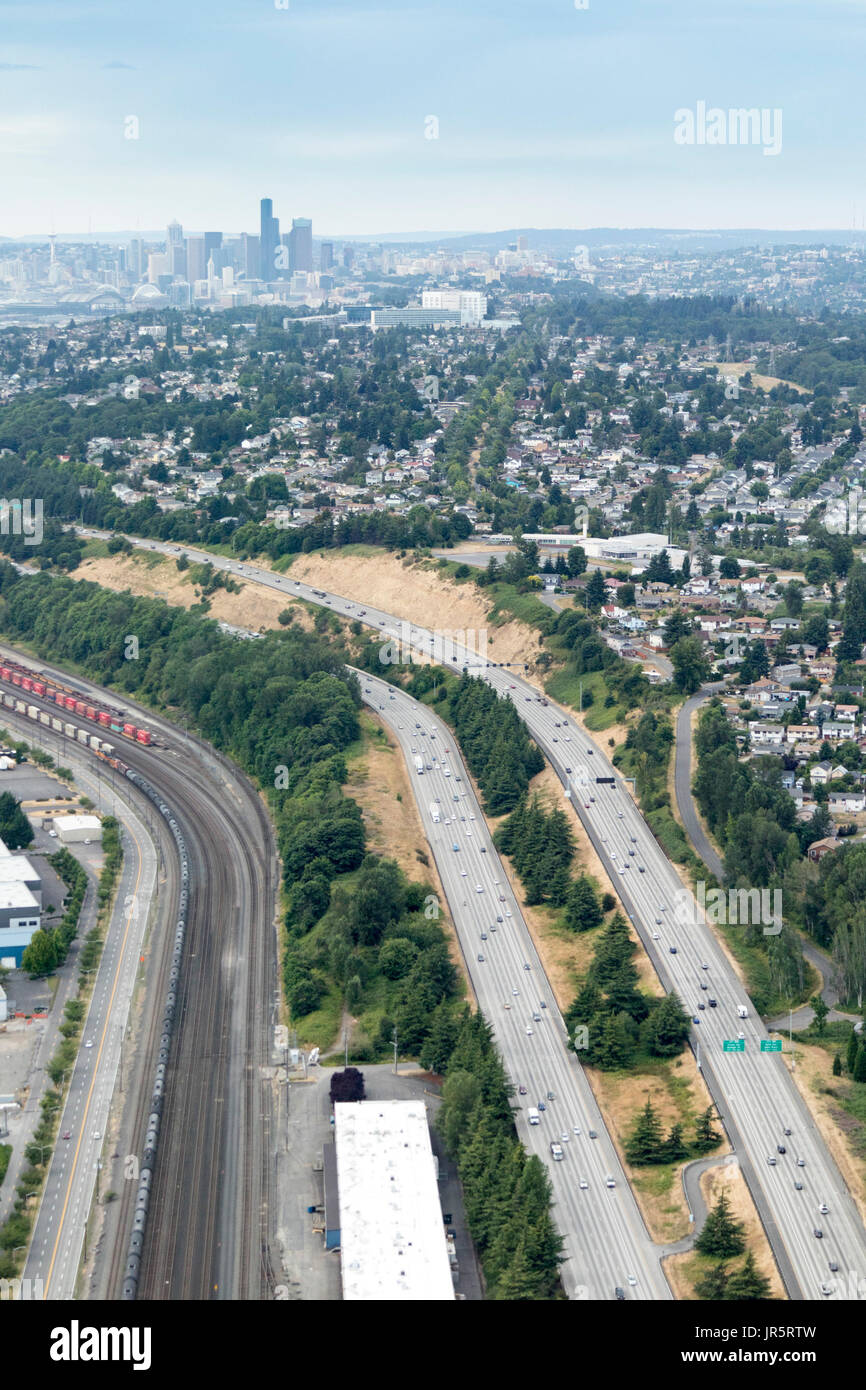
(148, 251), (171, 283)
(517, 234), (528, 251)
(170, 243), (187, 279)
(320, 240), (334, 272)
(342, 244), (355, 269)
(167, 219), (184, 248)
(128, 238), (144, 280)
(289, 217), (313, 273)
(186, 236), (206, 284)
(241, 232), (261, 279)
(260, 197), (281, 280)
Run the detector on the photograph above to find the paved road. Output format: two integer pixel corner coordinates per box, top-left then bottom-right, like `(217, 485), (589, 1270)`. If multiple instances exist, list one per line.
(358, 669), (670, 1301)
(0, 708), (158, 1300)
(77, 529), (866, 1301)
(673, 682), (727, 882)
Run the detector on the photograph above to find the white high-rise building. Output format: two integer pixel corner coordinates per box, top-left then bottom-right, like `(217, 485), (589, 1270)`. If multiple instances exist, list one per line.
(421, 289), (487, 324)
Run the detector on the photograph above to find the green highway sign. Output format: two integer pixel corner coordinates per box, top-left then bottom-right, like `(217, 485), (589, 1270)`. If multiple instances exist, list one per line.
(723, 1039), (745, 1052)
(761, 1039), (783, 1052)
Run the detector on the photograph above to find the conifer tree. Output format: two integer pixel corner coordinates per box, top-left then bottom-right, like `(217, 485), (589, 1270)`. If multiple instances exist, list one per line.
(726, 1251), (771, 1301)
(695, 1191), (745, 1260)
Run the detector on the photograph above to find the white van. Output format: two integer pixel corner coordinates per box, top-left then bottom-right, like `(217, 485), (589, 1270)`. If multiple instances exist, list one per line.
(528, 1107), (541, 1125)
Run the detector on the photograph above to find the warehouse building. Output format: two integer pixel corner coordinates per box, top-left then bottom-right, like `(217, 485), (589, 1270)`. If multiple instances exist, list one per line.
(332, 1100), (454, 1301)
(0, 883), (41, 966)
(54, 814), (101, 845)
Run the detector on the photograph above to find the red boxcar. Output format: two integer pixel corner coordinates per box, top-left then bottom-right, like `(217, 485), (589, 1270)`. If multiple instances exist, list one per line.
(0, 666), (10, 681)
(20, 677), (32, 692)
(98, 711), (111, 727)
(64, 696), (76, 711)
(122, 723), (136, 739)
(32, 681), (46, 697)
(85, 705), (96, 721)
(135, 728), (151, 745)
(11, 673), (22, 686)
(74, 700), (87, 717)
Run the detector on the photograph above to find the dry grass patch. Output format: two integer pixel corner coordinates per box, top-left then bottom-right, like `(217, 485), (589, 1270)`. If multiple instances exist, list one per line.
(664, 1160), (786, 1300)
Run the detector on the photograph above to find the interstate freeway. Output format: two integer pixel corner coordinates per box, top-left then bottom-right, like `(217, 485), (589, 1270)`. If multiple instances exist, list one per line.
(357, 668), (670, 1300)
(73, 531), (866, 1299)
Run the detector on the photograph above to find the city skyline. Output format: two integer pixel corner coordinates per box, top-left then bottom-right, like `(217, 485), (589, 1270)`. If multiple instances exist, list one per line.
(2, 0), (866, 237)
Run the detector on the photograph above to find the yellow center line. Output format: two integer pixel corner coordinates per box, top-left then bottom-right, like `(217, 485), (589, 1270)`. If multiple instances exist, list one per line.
(42, 813), (148, 1297)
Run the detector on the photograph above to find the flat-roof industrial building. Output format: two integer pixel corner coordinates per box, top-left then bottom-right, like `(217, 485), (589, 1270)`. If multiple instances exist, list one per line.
(332, 1100), (454, 1301)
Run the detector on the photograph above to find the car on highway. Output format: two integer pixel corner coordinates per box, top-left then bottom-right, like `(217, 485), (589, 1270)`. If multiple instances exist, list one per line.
(550, 1142), (564, 1160)
(512, 988), (519, 996)
(669, 946), (678, 954)
(784, 1127), (792, 1136)
(819, 1202), (829, 1214)
(560, 1132), (569, 1142)
(85, 1039), (94, 1047)
(794, 1181), (804, 1190)
(767, 1156), (777, 1165)
(496, 914), (503, 922)
(540, 1001), (547, 1009)
(547, 1091), (555, 1100)
(606, 1176), (616, 1188)
(532, 1011), (541, 1022)
(589, 1129), (597, 1139)
(524, 962), (531, 971)
(627, 1275), (637, 1287)
(477, 954), (485, 963)
(579, 1178), (588, 1190)
(777, 1144), (786, 1154)
(518, 1084), (527, 1095)
(829, 1260), (839, 1272)
(481, 932), (488, 940)
(700, 982), (708, 990)
(814, 1229), (823, 1238)
(798, 1158), (806, 1167)
(652, 931), (660, 940)
(480, 845), (487, 852)
(92, 1131), (101, 1140)
(62, 1130), (71, 1140)
(538, 1101), (546, 1111)
(708, 998), (717, 1007)
(692, 1016), (701, 1024)
(573, 1125), (580, 1135)
(475, 884), (483, 893)
(697, 1002), (705, 1010)
(638, 865), (645, 872)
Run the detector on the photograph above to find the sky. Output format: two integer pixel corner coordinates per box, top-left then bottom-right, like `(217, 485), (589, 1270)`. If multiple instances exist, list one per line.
(1, 0), (864, 239)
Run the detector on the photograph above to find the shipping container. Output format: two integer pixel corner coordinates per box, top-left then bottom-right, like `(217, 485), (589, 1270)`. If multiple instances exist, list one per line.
(110, 720), (123, 733)
(0, 665), (10, 680)
(51, 717), (63, 732)
(21, 677), (32, 692)
(64, 696), (76, 711)
(100, 743), (114, 758)
(85, 705), (96, 721)
(15, 700), (25, 713)
(89, 734), (102, 750)
(98, 711), (111, 727)
(123, 723), (136, 740)
(74, 701), (87, 717)
(63, 722), (75, 738)
(26, 705), (38, 720)
(76, 728), (89, 745)
(39, 712), (50, 726)
(32, 681), (46, 697)
(135, 728), (152, 745)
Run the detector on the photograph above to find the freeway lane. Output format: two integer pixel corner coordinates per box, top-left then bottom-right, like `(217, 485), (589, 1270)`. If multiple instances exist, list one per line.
(358, 670), (671, 1301)
(81, 530), (866, 1300)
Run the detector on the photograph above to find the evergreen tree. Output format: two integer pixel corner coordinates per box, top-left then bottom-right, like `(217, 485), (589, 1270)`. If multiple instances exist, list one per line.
(695, 1191), (745, 1259)
(832, 1052), (842, 1077)
(847, 1027), (859, 1074)
(662, 1122), (688, 1162)
(854, 1043), (866, 1084)
(564, 876), (602, 933)
(694, 1106), (722, 1153)
(694, 1263), (730, 1300)
(589, 911), (635, 988)
(624, 1098), (665, 1166)
(642, 991), (691, 1057)
(593, 1012), (635, 1070)
(726, 1251), (772, 1301)
(585, 568), (606, 609)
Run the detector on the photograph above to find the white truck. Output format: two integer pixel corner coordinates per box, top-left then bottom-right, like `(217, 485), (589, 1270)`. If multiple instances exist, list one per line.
(737, 1004), (748, 1019)
(413, 755), (424, 775)
(430, 802), (441, 823)
(527, 1107), (540, 1126)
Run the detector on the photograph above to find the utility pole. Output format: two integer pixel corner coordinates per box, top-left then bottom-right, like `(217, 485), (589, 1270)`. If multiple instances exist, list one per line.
(392, 1027), (398, 1075)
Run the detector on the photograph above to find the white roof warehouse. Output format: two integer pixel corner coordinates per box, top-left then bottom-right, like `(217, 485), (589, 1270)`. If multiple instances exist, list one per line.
(333, 1100), (454, 1301)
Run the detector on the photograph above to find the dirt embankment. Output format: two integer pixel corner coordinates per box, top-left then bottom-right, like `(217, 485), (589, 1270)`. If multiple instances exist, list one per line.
(288, 550), (542, 673)
(73, 554), (317, 632)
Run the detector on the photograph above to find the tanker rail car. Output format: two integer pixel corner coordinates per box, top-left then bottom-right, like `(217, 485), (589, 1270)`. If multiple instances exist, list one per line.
(0, 657), (153, 745)
(120, 766), (190, 1301)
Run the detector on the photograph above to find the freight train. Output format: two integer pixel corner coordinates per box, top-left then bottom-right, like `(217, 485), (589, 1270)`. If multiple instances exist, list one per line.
(0, 656), (152, 746)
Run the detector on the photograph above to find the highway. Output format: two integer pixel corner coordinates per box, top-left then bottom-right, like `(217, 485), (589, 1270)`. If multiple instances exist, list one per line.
(75, 530), (866, 1299)
(358, 669), (670, 1301)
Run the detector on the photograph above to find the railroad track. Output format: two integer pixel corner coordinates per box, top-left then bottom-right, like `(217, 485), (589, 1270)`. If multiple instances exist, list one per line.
(0, 646), (278, 1301)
